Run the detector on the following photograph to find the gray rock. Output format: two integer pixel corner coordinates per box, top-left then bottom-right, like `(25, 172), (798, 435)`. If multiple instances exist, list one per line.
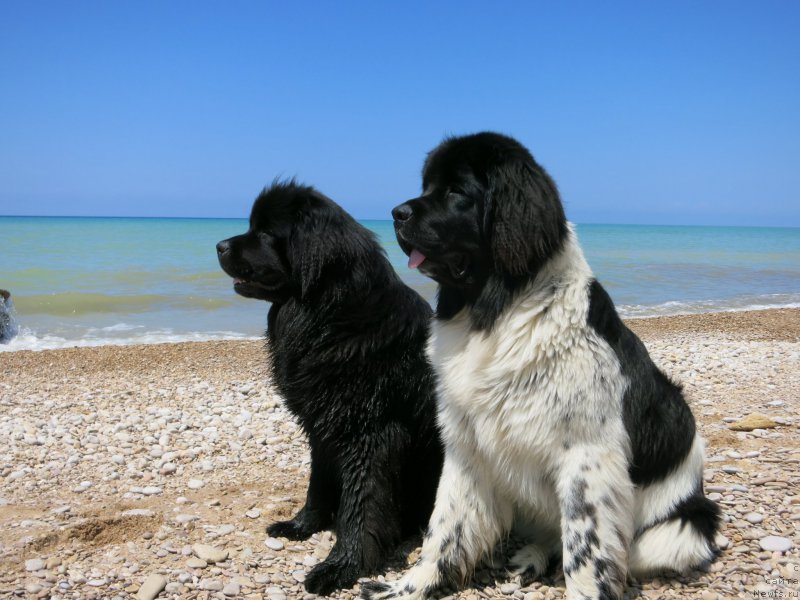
(25, 558), (45, 572)
(759, 536), (793, 552)
(192, 543), (228, 563)
(186, 557), (207, 569)
(745, 512), (764, 524)
(136, 573), (167, 600)
(223, 581), (241, 596)
(265, 537), (284, 550)
(122, 509), (155, 517)
(199, 578), (224, 591)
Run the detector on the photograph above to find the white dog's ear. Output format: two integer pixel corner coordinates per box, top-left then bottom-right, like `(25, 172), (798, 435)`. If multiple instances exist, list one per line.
(486, 158), (566, 276)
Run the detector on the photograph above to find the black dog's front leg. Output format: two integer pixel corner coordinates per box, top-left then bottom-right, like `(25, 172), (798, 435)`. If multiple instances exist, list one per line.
(268, 444), (337, 540)
(304, 430), (406, 595)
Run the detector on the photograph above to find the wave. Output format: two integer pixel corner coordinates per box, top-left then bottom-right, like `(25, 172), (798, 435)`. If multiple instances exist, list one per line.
(0, 326), (260, 353)
(618, 293), (800, 319)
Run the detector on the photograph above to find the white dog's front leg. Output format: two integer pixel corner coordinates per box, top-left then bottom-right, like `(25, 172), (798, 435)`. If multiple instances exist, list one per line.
(361, 451), (511, 600)
(557, 445), (633, 600)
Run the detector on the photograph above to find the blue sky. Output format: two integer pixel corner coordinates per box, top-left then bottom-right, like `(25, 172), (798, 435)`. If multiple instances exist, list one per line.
(1, 1), (798, 225)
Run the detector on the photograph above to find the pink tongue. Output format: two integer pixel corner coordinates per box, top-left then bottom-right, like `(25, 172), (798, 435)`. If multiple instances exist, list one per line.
(408, 249), (427, 269)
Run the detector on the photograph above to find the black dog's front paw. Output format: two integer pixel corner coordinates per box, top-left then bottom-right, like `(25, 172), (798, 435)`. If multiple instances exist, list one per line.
(304, 557), (359, 595)
(266, 518), (316, 541)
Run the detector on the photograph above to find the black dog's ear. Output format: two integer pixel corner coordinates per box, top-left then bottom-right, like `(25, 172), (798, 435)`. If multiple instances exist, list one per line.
(486, 157), (566, 277)
(287, 211), (333, 300)
(287, 204), (369, 302)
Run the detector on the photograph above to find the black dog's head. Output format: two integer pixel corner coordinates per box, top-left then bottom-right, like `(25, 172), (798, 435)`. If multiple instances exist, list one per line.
(393, 132), (567, 329)
(217, 181), (383, 305)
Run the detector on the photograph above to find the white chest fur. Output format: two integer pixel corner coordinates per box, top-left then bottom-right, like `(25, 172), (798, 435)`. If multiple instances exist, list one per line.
(427, 229), (630, 499)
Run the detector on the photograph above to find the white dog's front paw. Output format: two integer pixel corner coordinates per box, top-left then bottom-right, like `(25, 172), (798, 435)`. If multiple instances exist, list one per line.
(360, 580), (421, 600)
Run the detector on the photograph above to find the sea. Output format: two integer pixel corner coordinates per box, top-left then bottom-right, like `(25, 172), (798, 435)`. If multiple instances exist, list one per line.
(1, 216), (799, 352)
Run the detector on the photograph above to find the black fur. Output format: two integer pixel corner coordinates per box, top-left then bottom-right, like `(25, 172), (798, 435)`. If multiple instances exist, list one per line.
(217, 181), (443, 595)
(392, 132), (567, 331)
(586, 279), (697, 486)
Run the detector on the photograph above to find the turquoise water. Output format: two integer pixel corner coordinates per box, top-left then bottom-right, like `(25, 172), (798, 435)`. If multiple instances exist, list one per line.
(1, 216), (799, 351)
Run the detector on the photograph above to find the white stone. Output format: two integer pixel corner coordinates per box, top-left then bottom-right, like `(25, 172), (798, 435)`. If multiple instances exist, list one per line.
(245, 509), (261, 519)
(188, 479), (205, 490)
(759, 536), (793, 552)
(186, 557), (207, 569)
(199, 578), (223, 591)
(745, 512), (764, 524)
(264, 537), (284, 550)
(714, 534), (730, 550)
(223, 581), (241, 596)
(122, 509), (155, 517)
(25, 558), (45, 571)
(175, 514), (200, 524)
(192, 543), (228, 563)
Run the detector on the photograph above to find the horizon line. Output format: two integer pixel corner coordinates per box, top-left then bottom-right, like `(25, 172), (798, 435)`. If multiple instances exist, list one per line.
(1, 214), (799, 230)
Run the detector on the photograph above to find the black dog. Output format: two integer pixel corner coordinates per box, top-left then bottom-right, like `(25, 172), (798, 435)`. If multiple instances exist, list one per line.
(217, 181), (443, 595)
(362, 133), (719, 600)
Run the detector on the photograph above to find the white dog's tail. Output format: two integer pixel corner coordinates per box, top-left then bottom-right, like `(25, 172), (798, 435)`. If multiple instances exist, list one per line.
(629, 493), (720, 576)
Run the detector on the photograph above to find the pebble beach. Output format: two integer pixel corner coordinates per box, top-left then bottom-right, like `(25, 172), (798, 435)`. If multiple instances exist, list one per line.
(1, 308), (798, 600)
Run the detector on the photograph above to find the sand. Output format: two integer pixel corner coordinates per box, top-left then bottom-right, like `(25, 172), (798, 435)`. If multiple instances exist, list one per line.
(0, 308), (798, 599)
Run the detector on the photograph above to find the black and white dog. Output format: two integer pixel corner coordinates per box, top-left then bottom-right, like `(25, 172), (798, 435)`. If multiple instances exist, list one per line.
(217, 182), (443, 595)
(362, 133), (720, 600)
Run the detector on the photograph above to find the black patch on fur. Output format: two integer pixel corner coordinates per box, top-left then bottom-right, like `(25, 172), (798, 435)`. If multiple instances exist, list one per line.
(650, 489), (721, 545)
(586, 278), (696, 486)
(360, 581), (394, 599)
(219, 181), (444, 594)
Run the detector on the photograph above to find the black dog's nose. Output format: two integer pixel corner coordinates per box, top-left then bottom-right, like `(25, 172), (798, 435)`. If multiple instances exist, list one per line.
(392, 203), (413, 222)
(216, 240), (231, 255)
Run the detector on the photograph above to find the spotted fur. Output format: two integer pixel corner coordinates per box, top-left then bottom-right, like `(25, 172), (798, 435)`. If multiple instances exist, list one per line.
(362, 133), (719, 600)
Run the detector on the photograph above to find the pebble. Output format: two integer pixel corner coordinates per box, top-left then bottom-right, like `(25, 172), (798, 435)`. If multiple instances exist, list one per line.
(25, 558), (45, 572)
(175, 513), (200, 523)
(192, 543), (229, 563)
(759, 536), (793, 552)
(744, 512), (764, 524)
(122, 508), (156, 517)
(199, 578), (224, 591)
(265, 537), (284, 550)
(136, 573), (167, 600)
(165, 582), (182, 593)
(714, 535), (730, 550)
(223, 581), (241, 596)
(5, 330), (796, 600)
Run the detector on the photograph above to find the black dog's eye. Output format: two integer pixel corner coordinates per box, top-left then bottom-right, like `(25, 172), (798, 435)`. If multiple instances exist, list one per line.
(449, 191), (474, 211)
